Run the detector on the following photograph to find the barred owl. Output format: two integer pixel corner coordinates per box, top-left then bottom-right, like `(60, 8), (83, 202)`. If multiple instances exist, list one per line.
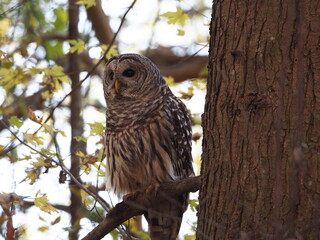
(103, 53), (194, 239)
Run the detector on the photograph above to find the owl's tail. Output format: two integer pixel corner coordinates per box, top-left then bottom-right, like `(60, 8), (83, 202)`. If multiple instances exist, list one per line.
(145, 193), (188, 240)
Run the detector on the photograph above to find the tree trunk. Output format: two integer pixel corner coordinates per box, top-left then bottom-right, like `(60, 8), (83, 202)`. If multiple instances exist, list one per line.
(197, 1), (320, 239)
(68, 0), (85, 239)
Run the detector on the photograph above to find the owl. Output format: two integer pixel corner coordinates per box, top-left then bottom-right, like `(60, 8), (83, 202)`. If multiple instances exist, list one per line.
(103, 53), (194, 239)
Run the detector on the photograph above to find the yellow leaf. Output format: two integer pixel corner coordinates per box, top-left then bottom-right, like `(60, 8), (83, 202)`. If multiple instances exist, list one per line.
(68, 39), (86, 54)
(41, 90), (53, 99)
(161, 7), (189, 27)
(42, 123), (54, 134)
(24, 133), (44, 145)
(31, 157), (52, 168)
(163, 76), (175, 85)
(42, 65), (69, 92)
(58, 130), (67, 137)
(100, 44), (118, 60)
(76, 0), (96, 8)
(75, 151), (86, 158)
(39, 148), (57, 157)
(74, 136), (87, 142)
(80, 186), (91, 208)
(0, 18), (10, 38)
(0, 68), (24, 90)
(34, 190), (58, 214)
(20, 170), (38, 185)
(179, 86), (194, 99)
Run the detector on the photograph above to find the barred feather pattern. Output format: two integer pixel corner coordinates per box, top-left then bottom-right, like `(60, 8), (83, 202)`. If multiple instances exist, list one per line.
(103, 54), (194, 239)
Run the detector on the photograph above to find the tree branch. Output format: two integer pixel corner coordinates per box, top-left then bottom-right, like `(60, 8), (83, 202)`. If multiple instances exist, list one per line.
(147, 47), (208, 82)
(0, 120), (110, 211)
(86, 0), (114, 45)
(82, 176), (201, 240)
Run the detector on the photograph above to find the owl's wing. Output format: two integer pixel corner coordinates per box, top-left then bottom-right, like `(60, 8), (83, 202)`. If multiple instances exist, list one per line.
(145, 92), (194, 239)
(165, 93), (194, 179)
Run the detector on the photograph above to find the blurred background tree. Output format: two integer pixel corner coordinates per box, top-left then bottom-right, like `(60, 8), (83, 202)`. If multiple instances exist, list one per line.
(0, 0), (209, 239)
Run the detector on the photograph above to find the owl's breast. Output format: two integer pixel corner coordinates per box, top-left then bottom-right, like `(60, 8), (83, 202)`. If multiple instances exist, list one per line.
(105, 112), (177, 196)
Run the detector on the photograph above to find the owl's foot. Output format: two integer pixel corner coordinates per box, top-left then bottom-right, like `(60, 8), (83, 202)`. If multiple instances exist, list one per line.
(123, 183), (160, 202)
(146, 182), (160, 196)
(123, 190), (142, 201)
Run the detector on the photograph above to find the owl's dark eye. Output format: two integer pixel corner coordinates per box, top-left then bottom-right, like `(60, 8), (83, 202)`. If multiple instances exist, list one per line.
(109, 72), (114, 80)
(122, 69), (135, 77)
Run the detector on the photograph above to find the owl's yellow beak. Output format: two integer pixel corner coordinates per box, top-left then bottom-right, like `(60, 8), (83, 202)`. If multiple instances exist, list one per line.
(114, 79), (120, 93)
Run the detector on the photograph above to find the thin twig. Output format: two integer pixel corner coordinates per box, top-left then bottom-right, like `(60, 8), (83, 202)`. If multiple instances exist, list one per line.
(35, 0), (138, 133)
(0, 120), (110, 211)
(0, 0), (27, 17)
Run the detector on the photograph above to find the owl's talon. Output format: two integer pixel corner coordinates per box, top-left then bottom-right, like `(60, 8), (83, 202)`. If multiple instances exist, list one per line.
(146, 183), (160, 196)
(123, 190), (142, 202)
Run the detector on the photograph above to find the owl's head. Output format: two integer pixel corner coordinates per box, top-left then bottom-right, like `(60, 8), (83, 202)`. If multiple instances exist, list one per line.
(103, 54), (166, 102)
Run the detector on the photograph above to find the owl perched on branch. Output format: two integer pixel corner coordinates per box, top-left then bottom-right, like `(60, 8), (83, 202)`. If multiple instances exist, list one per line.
(103, 53), (194, 239)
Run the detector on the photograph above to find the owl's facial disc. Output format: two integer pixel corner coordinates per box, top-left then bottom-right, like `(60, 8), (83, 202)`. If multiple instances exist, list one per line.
(104, 54), (153, 101)
(114, 68), (136, 93)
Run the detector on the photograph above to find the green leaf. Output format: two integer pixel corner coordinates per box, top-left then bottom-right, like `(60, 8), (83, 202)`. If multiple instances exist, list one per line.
(74, 136), (87, 142)
(51, 216), (61, 225)
(76, 0), (96, 8)
(110, 229), (119, 240)
(177, 29), (185, 36)
(18, 155), (32, 161)
(53, 8), (68, 32)
(8, 116), (23, 128)
(34, 190), (58, 214)
(38, 226), (49, 232)
(184, 234), (196, 240)
(189, 199), (198, 212)
(68, 39), (86, 54)
(44, 40), (64, 60)
(88, 122), (104, 135)
(198, 66), (208, 77)
(161, 7), (189, 27)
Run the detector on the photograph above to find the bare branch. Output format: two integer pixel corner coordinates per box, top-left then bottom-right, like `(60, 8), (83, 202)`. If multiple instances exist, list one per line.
(82, 176), (201, 240)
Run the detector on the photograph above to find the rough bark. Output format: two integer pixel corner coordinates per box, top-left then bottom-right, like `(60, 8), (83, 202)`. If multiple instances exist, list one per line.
(68, 0), (85, 239)
(197, 0), (320, 239)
